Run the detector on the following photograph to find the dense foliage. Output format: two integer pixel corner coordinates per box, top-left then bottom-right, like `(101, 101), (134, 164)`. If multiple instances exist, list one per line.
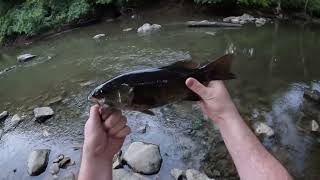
(1, 0), (320, 44)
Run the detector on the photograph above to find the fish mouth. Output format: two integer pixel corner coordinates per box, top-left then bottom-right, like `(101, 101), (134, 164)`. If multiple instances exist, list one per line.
(88, 94), (107, 107)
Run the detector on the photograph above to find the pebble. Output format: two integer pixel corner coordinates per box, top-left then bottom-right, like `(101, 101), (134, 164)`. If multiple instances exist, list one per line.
(50, 163), (60, 175)
(311, 120), (319, 132)
(0, 111), (9, 121)
(93, 34), (106, 39)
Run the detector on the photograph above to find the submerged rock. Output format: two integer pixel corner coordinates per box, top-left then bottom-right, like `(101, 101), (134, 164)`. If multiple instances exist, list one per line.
(123, 142), (162, 175)
(17, 54), (37, 63)
(304, 89), (320, 103)
(27, 149), (50, 176)
(0, 129), (3, 139)
(171, 168), (186, 180)
(59, 156), (71, 168)
(123, 28), (133, 32)
(53, 154), (64, 163)
(137, 124), (148, 134)
(311, 120), (319, 132)
(50, 163), (60, 175)
(0, 111), (9, 121)
(93, 34), (105, 39)
(185, 169), (213, 180)
(4, 114), (24, 132)
(253, 122), (274, 137)
(34, 107), (54, 123)
(113, 169), (146, 180)
(63, 172), (76, 180)
(44, 96), (63, 106)
(113, 151), (123, 169)
(137, 23), (161, 34)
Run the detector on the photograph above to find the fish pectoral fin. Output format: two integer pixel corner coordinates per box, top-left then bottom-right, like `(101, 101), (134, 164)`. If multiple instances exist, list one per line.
(138, 109), (155, 116)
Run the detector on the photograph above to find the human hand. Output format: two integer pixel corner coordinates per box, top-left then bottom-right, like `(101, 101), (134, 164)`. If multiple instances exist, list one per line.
(186, 78), (239, 124)
(83, 105), (131, 163)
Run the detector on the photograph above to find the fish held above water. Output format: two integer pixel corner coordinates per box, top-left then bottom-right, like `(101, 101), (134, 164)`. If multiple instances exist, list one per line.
(88, 54), (236, 115)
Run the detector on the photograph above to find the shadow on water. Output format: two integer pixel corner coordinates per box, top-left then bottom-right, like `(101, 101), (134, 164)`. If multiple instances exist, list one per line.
(0, 13), (320, 179)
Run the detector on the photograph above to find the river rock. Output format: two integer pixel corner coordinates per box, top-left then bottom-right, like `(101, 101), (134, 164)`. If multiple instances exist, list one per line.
(253, 122), (274, 137)
(53, 154), (64, 163)
(137, 124), (148, 134)
(93, 34), (105, 39)
(0, 111), (8, 121)
(123, 142), (162, 175)
(123, 28), (133, 32)
(304, 89), (320, 103)
(113, 169), (146, 180)
(185, 169), (213, 180)
(171, 168), (186, 180)
(137, 23), (161, 34)
(50, 163), (60, 175)
(27, 149), (50, 176)
(44, 96), (63, 106)
(4, 114), (24, 132)
(63, 172), (76, 180)
(33, 107), (54, 123)
(113, 151), (123, 169)
(59, 156), (71, 168)
(17, 54), (37, 63)
(0, 129), (3, 139)
(223, 13), (267, 26)
(255, 18), (266, 26)
(311, 120), (319, 132)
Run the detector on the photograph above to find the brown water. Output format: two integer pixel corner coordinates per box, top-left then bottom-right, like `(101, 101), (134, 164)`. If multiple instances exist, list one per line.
(0, 12), (320, 180)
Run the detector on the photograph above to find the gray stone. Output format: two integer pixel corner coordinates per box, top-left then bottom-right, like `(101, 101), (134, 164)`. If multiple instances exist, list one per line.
(0, 111), (8, 121)
(4, 114), (24, 132)
(63, 172), (76, 180)
(123, 142), (162, 175)
(253, 122), (274, 137)
(59, 156), (71, 168)
(137, 23), (161, 34)
(123, 28), (133, 32)
(34, 107), (54, 123)
(137, 124), (148, 134)
(80, 80), (95, 87)
(44, 96), (63, 106)
(53, 154), (64, 163)
(27, 149), (50, 176)
(311, 120), (319, 132)
(17, 54), (37, 63)
(255, 18), (266, 26)
(185, 169), (213, 180)
(113, 169), (146, 180)
(171, 168), (186, 180)
(50, 163), (60, 175)
(0, 129), (3, 140)
(93, 34), (105, 39)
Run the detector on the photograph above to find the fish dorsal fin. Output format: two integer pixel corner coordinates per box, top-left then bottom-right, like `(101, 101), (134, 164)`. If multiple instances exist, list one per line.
(161, 60), (200, 70)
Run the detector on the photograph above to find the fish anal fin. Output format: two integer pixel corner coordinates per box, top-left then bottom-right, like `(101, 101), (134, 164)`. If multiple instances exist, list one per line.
(138, 109), (155, 116)
(161, 60), (200, 70)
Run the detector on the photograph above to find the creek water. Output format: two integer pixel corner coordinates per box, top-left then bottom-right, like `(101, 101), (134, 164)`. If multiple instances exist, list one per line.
(0, 12), (320, 180)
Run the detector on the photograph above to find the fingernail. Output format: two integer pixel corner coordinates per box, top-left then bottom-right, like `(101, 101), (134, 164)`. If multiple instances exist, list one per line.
(186, 78), (194, 87)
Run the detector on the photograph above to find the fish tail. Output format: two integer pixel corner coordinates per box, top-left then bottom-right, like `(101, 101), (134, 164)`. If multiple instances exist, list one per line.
(200, 54), (236, 80)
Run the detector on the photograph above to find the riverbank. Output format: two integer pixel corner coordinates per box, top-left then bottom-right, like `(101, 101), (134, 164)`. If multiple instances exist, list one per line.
(1, 0), (320, 50)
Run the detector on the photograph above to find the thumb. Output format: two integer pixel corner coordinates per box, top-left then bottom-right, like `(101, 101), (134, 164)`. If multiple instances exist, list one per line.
(185, 77), (208, 99)
(86, 104), (102, 129)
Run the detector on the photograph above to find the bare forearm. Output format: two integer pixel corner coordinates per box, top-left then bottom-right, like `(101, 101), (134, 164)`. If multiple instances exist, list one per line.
(217, 110), (292, 180)
(78, 156), (112, 180)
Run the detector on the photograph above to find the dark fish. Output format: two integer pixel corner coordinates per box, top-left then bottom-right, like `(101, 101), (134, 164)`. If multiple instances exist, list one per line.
(88, 54), (235, 115)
